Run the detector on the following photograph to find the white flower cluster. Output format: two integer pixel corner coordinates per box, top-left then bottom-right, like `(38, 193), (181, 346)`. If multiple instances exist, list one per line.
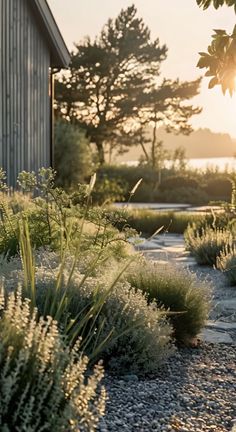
(0, 287), (106, 431)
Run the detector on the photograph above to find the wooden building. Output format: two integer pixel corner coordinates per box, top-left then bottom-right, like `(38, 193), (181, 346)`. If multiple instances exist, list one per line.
(0, 0), (70, 186)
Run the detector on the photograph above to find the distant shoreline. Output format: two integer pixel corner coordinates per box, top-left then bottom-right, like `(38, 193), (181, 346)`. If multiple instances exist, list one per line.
(121, 157), (236, 171)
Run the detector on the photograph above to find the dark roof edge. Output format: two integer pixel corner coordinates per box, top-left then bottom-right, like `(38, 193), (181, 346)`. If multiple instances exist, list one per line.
(32, 0), (71, 68)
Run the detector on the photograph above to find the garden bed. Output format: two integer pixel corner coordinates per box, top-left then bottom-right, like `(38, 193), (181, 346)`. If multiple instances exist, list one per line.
(100, 344), (236, 432)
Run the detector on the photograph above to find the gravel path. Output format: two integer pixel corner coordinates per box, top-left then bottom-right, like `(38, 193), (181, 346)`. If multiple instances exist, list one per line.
(99, 345), (236, 432)
(98, 234), (236, 432)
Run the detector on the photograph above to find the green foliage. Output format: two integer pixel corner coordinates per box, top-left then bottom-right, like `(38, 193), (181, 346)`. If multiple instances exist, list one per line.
(159, 187), (209, 205)
(15, 208), (171, 375)
(55, 5), (200, 164)
(54, 119), (94, 188)
(92, 176), (128, 204)
(4, 192), (173, 375)
(0, 169), (134, 265)
(96, 166), (236, 204)
(196, 1), (236, 94)
(0, 288), (106, 432)
(0, 198), (20, 257)
(0, 169), (8, 192)
(197, 29), (236, 95)
(126, 261), (210, 343)
(96, 165), (161, 202)
(159, 175), (209, 204)
(216, 245), (236, 285)
(11, 173), (153, 370)
(0, 201), (58, 259)
(185, 223), (234, 265)
(4, 215), (172, 375)
(160, 175), (200, 190)
(196, 0), (236, 11)
(203, 177), (232, 201)
(17, 171), (37, 192)
(17, 181), (132, 302)
(112, 208), (207, 235)
(3, 192), (33, 214)
(183, 207), (234, 233)
(31, 268), (174, 375)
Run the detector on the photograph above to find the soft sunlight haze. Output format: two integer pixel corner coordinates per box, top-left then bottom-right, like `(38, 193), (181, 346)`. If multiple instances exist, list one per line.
(48, 0), (236, 138)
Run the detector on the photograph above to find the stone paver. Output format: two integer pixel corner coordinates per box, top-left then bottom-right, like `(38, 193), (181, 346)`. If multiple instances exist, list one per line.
(207, 320), (236, 331)
(135, 233), (236, 345)
(201, 328), (234, 344)
(217, 299), (236, 312)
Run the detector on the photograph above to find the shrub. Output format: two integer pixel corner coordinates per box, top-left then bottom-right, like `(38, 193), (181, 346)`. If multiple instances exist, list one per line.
(54, 119), (94, 189)
(0, 170), (63, 257)
(18, 260), (174, 375)
(126, 261), (210, 343)
(204, 177), (232, 202)
(216, 246), (236, 286)
(7, 213), (171, 375)
(0, 287), (106, 432)
(96, 164), (160, 202)
(109, 208), (208, 235)
(159, 186), (209, 205)
(160, 175), (200, 191)
(1, 191), (33, 213)
(0, 171), (133, 260)
(185, 224), (234, 266)
(92, 176), (128, 204)
(88, 280), (174, 374)
(0, 200), (19, 257)
(0, 203), (59, 258)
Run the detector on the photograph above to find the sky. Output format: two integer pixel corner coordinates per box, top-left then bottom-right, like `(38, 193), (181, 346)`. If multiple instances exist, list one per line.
(48, 0), (236, 138)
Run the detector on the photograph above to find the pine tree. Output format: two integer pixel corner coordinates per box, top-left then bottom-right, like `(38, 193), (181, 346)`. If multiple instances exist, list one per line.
(55, 5), (201, 164)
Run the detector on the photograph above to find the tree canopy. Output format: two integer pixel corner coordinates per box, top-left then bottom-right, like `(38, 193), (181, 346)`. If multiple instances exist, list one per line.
(197, 0), (236, 11)
(55, 5), (201, 164)
(197, 0), (236, 94)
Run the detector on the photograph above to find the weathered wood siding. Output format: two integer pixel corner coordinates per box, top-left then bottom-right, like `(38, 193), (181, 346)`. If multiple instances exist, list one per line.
(0, 0), (51, 186)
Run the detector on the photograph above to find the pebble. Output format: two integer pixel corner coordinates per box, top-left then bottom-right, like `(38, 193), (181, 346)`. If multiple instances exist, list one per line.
(123, 374), (139, 382)
(98, 344), (236, 432)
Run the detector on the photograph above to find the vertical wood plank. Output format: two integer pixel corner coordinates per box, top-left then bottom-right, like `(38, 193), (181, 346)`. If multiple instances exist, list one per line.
(0, 0), (51, 186)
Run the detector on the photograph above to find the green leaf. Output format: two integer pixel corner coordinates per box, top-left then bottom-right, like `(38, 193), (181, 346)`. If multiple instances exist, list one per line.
(208, 76), (219, 88)
(198, 51), (210, 57)
(232, 24), (236, 35)
(213, 29), (227, 35)
(205, 70), (216, 76)
(197, 57), (211, 68)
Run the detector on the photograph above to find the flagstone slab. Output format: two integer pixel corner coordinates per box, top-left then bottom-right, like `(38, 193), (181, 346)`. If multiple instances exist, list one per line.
(161, 245), (186, 253)
(206, 320), (236, 331)
(201, 328), (234, 344)
(174, 257), (197, 266)
(164, 240), (186, 246)
(149, 259), (169, 266)
(217, 299), (236, 312)
(141, 252), (169, 262)
(135, 241), (161, 250)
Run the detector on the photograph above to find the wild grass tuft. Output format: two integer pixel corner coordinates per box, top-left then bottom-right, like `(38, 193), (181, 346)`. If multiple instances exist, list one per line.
(216, 246), (236, 286)
(12, 253), (173, 374)
(0, 286), (106, 431)
(110, 208), (208, 235)
(185, 223), (234, 266)
(126, 260), (211, 343)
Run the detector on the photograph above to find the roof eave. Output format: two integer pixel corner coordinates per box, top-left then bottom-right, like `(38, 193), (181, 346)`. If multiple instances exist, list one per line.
(31, 0), (71, 68)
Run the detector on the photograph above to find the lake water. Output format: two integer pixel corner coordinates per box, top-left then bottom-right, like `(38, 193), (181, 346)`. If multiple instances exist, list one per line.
(125, 157), (236, 171)
(186, 157), (236, 171)
(115, 202), (222, 212)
